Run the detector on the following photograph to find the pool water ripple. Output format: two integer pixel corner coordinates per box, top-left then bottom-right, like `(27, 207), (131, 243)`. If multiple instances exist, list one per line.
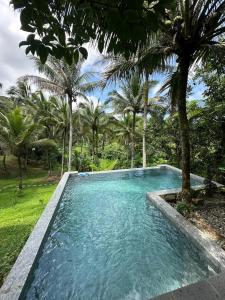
(24, 169), (215, 300)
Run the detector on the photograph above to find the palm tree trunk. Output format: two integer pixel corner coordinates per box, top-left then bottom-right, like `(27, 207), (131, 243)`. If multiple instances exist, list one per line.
(68, 97), (73, 171)
(24, 146), (28, 170)
(2, 154), (7, 172)
(47, 150), (51, 176)
(131, 112), (136, 168)
(91, 128), (95, 164)
(143, 103), (147, 168)
(81, 137), (84, 154)
(143, 73), (149, 168)
(18, 154), (23, 190)
(61, 131), (66, 177)
(177, 56), (191, 201)
(49, 158), (52, 176)
(96, 128), (99, 160)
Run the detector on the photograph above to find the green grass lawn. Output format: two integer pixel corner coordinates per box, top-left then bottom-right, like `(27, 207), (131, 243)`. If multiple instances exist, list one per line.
(0, 155), (60, 189)
(0, 156), (58, 286)
(0, 184), (56, 286)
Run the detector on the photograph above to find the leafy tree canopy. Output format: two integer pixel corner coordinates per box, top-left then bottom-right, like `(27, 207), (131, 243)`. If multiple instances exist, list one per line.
(11, 0), (175, 63)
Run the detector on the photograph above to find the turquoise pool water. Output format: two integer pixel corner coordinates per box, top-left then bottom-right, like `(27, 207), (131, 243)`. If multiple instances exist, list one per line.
(24, 168), (213, 300)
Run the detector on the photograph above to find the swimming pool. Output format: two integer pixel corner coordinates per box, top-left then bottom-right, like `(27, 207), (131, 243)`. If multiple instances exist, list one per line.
(18, 167), (217, 300)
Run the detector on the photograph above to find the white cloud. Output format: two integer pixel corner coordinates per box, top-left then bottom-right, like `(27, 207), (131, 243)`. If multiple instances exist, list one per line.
(0, 2), (104, 97)
(81, 43), (105, 74)
(0, 0), (35, 95)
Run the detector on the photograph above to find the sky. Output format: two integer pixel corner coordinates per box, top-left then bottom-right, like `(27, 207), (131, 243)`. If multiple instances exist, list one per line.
(0, 0), (205, 101)
(0, 0), (106, 103)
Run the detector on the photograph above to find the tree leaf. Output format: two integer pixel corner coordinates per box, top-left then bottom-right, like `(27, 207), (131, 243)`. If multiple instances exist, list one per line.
(37, 45), (49, 64)
(98, 35), (104, 53)
(25, 45), (32, 55)
(20, 6), (32, 27)
(79, 47), (88, 59)
(64, 49), (73, 65)
(27, 34), (35, 42)
(73, 49), (79, 64)
(19, 40), (28, 47)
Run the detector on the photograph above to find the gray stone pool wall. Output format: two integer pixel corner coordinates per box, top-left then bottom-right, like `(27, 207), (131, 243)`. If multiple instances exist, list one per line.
(0, 165), (224, 300)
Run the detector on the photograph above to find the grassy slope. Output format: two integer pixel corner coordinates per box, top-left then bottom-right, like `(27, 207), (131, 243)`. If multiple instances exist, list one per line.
(0, 156), (58, 286)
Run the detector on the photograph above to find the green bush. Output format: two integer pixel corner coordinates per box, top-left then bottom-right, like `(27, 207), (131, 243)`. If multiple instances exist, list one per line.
(176, 201), (194, 217)
(74, 151), (92, 172)
(90, 159), (118, 171)
(103, 142), (126, 161)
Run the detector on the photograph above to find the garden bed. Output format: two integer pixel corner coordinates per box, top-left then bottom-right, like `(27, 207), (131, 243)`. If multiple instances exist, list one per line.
(164, 189), (225, 251)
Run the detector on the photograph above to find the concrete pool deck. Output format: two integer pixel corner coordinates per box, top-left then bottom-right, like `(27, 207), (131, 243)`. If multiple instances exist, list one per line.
(0, 165), (224, 300)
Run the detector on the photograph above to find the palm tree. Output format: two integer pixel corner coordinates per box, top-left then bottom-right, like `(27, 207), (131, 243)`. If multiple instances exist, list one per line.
(22, 56), (96, 171)
(103, 1), (225, 200)
(79, 98), (109, 164)
(27, 92), (70, 176)
(26, 91), (56, 139)
(6, 79), (32, 105)
(107, 74), (144, 168)
(141, 76), (159, 167)
(51, 97), (70, 176)
(113, 114), (133, 165)
(145, 1), (225, 199)
(102, 57), (164, 168)
(33, 138), (58, 176)
(0, 108), (36, 189)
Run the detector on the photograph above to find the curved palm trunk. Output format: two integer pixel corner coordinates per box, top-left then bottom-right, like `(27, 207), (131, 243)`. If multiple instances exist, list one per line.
(61, 131), (66, 177)
(131, 112), (136, 168)
(177, 56), (191, 200)
(143, 73), (149, 168)
(68, 97), (73, 171)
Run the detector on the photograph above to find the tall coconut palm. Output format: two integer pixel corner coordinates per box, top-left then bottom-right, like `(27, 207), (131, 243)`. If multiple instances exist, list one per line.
(6, 79), (32, 105)
(141, 76), (159, 167)
(79, 98), (109, 164)
(142, 1), (225, 199)
(22, 56), (96, 171)
(51, 97), (70, 176)
(27, 92), (70, 176)
(103, 1), (225, 200)
(0, 108), (36, 189)
(102, 57), (163, 168)
(27, 91), (58, 139)
(107, 74), (144, 168)
(113, 114), (133, 164)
